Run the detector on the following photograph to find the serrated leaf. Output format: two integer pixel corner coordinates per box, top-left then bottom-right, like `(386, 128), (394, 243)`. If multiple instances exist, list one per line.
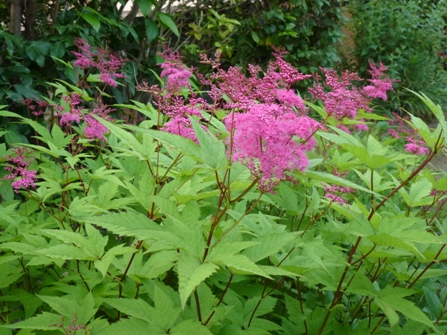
(140, 250), (179, 279)
(407, 178), (432, 207)
(94, 318), (161, 335)
(378, 295), (433, 328)
(191, 118), (227, 169)
(104, 298), (154, 321)
(2, 312), (62, 330)
(177, 254), (219, 309)
(243, 233), (295, 262)
(36, 244), (95, 260)
(170, 319), (213, 335)
(128, 126), (202, 159)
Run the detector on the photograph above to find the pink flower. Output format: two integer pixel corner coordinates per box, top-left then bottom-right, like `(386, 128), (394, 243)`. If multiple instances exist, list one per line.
(3, 147), (37, 193)
(276, 89), (306, 112)
(162, 116), (200, 143)
(159, 48), (192, 93)
(60, 113), (81, 126)
(99, 73), (118, 87)
(84, 116), (108, 141)
(362, 61), (396, 101)
(405, 143), (429, 155)
(225, 103), (320, 192)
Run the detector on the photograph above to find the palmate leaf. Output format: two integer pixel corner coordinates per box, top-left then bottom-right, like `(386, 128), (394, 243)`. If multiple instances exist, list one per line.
(177, 253), (219, 309)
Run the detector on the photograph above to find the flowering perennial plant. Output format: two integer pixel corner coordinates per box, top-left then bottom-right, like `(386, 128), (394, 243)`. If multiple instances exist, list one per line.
(2, 147), (37, 193)
(309, 62), (395, 121)
(147, 48), (396, 192)
(72, 38), (125, 88)
(3, 38), (447, 335)
(389, 113), (429, 155)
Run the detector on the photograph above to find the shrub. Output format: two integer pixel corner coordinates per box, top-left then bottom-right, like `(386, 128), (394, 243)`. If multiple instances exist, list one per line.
(1, 42), (447, 334)
(346, 0), (447, 117)
(180, 0), (347, 73)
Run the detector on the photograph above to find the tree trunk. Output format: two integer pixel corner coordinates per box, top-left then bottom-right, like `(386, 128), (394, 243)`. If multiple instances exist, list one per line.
(8, 0), (24, 36)
(24, 0), (38, 39)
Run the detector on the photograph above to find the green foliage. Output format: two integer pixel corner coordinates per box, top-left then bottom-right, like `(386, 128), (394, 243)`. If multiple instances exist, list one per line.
(181, 0), (346, 72)
(1, 70), (447, 334)
(347, 0), (447, 116)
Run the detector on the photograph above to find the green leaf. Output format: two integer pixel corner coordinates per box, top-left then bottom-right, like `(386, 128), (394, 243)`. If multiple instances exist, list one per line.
(50, 42), (65, 58)
(177, 254), (219, 309)
(137, 0), (153, 16)
(129, 126), (202, 159)
(376, 295), (433, 328)
(170, 319), (213, 335)
(104, 298), (155, 322)
(2, 312), (62, 330)
(140, 250), (179, 279)
(408, 178), (433, 207)
(82, 9), (101, 32)
(36, 244), (96, 260)
(251, 31), (260, 43)
(145, 18), (159, 42)
(191, 118), (227, 169)
(95, 318), (160, 335)
(158, 12), (180, 37)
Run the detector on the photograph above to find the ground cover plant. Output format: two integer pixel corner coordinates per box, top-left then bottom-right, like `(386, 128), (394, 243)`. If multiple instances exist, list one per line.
(1, 40), (447, 335)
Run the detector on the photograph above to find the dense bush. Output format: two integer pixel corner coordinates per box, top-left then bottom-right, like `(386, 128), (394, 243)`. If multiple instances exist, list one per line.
(180, 0), (346, 73)
(346, 0), (447, 116)
(1, 40), (447, 334)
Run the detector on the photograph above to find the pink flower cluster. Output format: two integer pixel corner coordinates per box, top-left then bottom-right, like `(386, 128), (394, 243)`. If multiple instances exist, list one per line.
(72, 38), (125, 88)
(57, 93), (111, 141)
(362, 61), (396, 100)
(225, 104), (320, 192)
(142, 48), (319, 191)
(309, 61), (395, 121)
(140, 49), (398, 193)
(389, 114), (429, 155)
(159, 48), (192, 94)
(3, 147), (37, 193)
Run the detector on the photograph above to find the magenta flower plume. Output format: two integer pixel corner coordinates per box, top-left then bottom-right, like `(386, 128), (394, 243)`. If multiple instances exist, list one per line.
(362, 61), (396, 100)
(225, 103), (320, 192)
(72, 38), (125, 88)
(309, 61), (395, 120)
(159, 48), (192, 94)
(3, 147), (38, 193)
